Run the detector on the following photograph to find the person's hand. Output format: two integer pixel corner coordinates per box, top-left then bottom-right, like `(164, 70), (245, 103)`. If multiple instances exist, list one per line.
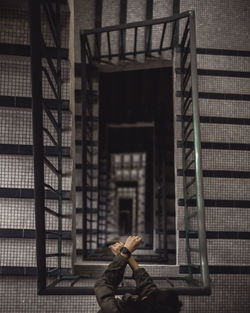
(124, 236), (142, 253)
(109, 242), (124, 255)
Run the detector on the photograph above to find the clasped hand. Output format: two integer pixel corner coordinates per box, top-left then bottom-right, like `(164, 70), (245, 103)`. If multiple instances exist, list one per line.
(109, 236), (142, 255)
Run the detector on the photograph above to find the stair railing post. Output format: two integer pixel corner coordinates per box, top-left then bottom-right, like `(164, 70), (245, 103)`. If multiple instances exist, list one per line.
(81, 33), (88, 259)
(29, 0), (46, 293)
(55, 0), (63, 275)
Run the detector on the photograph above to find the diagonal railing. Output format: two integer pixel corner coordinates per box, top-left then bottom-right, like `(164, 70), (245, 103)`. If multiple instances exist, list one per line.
(30, 0), (71, 294)
(179, 12), (210, 291)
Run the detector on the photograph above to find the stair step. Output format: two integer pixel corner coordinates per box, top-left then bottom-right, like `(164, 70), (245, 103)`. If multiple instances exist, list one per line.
(76, 208), (98, 214)
(76, 229), (106, 235)
(0, 95), (69, 110)
(176, 91), (250, 101)
(0, 143), (70, 157)
(175, 67), (250, 78)
(75, 115), (99, 122)
(177, 140), (250, 151)
(0, 187), (70, 200)
(76, 186), (98, 192)
(0, 228), (71, 240)
(177, 114), (250, 126)
(75, 140), (98, 146)
(75, 89), (98, 103)
(0, 43), (68, 59)
(0, 266), (38, 276)
(75, 163), (98, 170)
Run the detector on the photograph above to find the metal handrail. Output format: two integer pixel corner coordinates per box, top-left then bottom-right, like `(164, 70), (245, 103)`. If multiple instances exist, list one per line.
(180, 11), (210, 291)
(81, 11), (190, 35)
(188, 11), (209, 289)
(81, 11), (192, 63)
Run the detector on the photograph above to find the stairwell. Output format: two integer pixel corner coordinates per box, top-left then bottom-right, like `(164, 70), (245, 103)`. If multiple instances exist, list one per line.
(1, 0), (250, 312)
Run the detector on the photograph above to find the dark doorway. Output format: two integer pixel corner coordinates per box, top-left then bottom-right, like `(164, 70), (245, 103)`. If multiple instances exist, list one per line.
(119, 198), (133, 235)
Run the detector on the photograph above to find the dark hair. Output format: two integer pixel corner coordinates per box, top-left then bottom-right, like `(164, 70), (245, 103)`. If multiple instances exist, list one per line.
(123, 290), (182, 313)
(148, 289), (183, 313)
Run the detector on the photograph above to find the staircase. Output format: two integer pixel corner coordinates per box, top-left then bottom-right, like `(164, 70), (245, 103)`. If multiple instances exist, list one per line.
(71, 6), (210, 295)
(1, 0), (250, 312)
(0, 0), (73, 287)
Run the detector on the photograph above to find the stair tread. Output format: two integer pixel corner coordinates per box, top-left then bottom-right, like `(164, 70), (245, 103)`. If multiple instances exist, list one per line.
(0, 95), (69, 110)
(0, 143), (70, 157)
(0, 187), (70, 200)
(0, 43), (68, 59)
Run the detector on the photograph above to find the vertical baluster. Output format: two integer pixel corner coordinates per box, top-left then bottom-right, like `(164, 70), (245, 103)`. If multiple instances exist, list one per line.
(30, 0), (46, 292)
(81, 34), (88, 259)
(170, 20), (177, 48)
(95, 33), (101, 61)
(119, 29), (126, 59)
(180, 18), (193, 278)
(134, 27), (138, 57)
(55, 0), (63, 278)
(159, 23), (167, 54)
(107, 31), (112, 60)
(145, 24), (152, 56)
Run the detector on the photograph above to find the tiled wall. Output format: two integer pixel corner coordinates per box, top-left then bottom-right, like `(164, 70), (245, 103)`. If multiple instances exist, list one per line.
(1, 0), (250, 312)
(174, 0), (250, 311)
(0, 2), (74, 311)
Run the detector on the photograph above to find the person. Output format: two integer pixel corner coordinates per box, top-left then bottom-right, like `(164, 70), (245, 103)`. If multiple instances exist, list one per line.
(94, 235), (182, 313)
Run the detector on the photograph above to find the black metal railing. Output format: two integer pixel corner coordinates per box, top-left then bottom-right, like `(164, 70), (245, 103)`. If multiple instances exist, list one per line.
(81, 12), (190, 62)
(31, 6), (210, 295)
(30, 0), (71, 294)
(79, 10), (210, 295)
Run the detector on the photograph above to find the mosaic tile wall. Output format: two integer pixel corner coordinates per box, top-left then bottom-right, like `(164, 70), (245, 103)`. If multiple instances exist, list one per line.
(1, 0), (250, 312)
(0, 2), (74, 311)
(173, 0), (250, 312)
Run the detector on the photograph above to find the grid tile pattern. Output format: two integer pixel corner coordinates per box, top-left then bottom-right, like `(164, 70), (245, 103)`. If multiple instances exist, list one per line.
(0, 56), (70, 99)
(0, 155), (72, 190)
(178, 239), (250, 265)
(0, 238), (71, 268)
(1, 0), (250, 312)
(180, 0), (250, 50)
(0, 108), (72, 146)
(0, 6), (69, 48)
(0, 198), (71, 230)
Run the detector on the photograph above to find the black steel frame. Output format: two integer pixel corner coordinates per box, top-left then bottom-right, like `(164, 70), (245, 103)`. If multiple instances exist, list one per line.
(30, 0), (71, 295)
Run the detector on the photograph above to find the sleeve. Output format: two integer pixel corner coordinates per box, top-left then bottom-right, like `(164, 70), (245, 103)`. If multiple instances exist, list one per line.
(133, 268), (158, 298)
(94, 255), (128, 313)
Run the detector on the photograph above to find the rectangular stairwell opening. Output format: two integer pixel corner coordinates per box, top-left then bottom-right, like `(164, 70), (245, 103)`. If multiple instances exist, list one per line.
(77, 65), (176, 264)
(31, 10), (210, 295)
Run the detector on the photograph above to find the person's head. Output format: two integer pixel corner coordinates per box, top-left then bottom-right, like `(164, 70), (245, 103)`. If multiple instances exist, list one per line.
(138, 289), (182, 313)
(152, 289), (182, 313)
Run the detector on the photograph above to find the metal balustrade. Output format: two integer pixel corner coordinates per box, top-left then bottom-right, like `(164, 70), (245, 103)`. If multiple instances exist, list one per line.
(30, 0), (71, 294)
(179, 13), (210, 292)
(32, 4), (210, 295)
(79, 10), (210, 294)
(79, 10), (210, 295)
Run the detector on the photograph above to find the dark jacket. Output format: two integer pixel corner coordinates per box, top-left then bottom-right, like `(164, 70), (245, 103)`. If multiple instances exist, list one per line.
(94, 255), (158, 313)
